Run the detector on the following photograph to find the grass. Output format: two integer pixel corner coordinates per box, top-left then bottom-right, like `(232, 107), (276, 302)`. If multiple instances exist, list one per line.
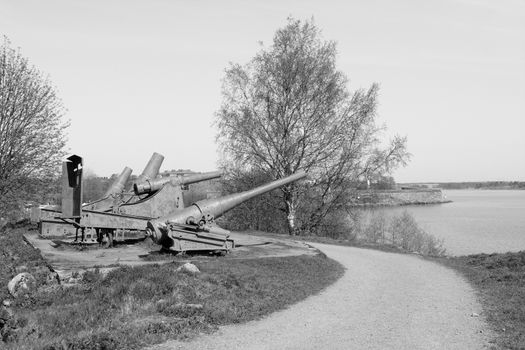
(0, 222), (54, 303)
(0, 225), (344, 350)
(438, 252), (525, 349)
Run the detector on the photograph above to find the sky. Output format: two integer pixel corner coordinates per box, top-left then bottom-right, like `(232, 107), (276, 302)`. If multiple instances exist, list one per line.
(1, 0), (524, 182)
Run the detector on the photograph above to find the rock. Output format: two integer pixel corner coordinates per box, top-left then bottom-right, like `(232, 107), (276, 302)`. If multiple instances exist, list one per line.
(2, 300), (11, 307)
(7, 272), (36, 297)
(0, 306), (14, 325)
(0, 306), (14, 323)
(96, 267), (117, 278)
(45, 271), (60, 285)
(470, 312), (479, 318)
(176, 262), (200, 274)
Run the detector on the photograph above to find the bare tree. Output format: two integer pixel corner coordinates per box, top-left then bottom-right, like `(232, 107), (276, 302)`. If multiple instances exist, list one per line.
(0, 37), (69, 220)
(216, 18), (409, 235)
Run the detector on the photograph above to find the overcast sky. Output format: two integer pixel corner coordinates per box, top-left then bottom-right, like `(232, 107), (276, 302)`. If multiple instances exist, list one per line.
(1, 0), (524, 182)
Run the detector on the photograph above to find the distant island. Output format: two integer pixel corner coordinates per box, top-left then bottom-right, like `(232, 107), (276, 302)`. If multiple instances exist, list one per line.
(401, 181), (525, 190)
(355, 188), (450, 206)
(354, 180), (525, 207)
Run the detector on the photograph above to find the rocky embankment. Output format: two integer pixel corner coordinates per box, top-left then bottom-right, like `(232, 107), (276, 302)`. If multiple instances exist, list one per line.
(356, 188), (450, 206)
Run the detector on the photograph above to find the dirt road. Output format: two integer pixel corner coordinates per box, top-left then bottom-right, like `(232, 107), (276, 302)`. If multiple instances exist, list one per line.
(150, 243), (493, 350)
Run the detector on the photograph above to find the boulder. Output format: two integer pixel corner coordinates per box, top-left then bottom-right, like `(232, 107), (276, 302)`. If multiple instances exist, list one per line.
(0, 306), (13, 322)
(183, 303), (203, 310)
(176, 262), (200, 274)
(0, 306), (14, 330)
(7, 272), (36, 297)
(45, 271), (60, 285)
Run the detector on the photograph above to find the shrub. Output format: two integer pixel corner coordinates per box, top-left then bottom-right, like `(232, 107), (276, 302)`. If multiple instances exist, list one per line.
(358, 210), (446, 256)
(362, 211), (388, 243)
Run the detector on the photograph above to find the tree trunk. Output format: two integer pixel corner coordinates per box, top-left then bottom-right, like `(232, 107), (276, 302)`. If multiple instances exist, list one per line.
(284, 189), (297, 235)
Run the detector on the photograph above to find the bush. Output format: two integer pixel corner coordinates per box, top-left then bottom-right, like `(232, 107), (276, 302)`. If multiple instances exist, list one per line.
(362, 211), (388, 243)
(359, 210), (446, 256)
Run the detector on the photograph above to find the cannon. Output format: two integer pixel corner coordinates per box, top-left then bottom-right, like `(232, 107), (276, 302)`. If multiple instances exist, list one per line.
(147, 171), (307, 252)
(34, 152), (307, 253)
(35, 153), (223, 246)
(134, 170), (222, 195)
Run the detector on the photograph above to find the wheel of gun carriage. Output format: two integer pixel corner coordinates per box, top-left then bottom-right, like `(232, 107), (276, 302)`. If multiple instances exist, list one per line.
(97, 228), (114, 248)
(96, 228), (103, 244)
(105, 230), (114, 248)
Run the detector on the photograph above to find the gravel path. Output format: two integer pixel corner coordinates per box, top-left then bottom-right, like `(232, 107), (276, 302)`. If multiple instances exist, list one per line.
(150, 243), (493, 350)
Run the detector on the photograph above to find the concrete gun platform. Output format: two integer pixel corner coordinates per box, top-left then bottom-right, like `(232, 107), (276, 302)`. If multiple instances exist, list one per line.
(24, 232), (318, 280)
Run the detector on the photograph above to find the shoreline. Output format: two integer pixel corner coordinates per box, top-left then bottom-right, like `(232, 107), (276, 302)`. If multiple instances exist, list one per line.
(355, 188), (449, 206)
(352, 200), (452, 208)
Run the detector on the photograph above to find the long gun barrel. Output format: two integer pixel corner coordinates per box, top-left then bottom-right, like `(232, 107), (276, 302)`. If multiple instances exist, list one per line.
(147, 171), (307, 244)
(133, 170), (223, 195)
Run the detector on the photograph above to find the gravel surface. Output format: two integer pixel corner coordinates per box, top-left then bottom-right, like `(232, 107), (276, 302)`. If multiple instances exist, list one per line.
(149, 243), (494, 350)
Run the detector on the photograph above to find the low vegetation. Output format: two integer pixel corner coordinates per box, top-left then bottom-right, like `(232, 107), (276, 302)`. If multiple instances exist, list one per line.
(286, 210), (446, 257)
(441, 252), (525, 349)
(360, 210), (446, 256)
(0, 226), (344, 350)
(0, 222), (53, 304)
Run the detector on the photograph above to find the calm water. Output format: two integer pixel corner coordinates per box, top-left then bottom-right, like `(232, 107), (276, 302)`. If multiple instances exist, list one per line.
(365, 190), (525, 256)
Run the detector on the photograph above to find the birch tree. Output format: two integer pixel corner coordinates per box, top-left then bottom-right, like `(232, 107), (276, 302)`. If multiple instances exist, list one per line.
(216, 19), (409, 235)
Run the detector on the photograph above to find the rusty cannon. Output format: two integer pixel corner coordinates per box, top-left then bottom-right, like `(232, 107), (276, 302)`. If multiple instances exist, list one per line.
(147, 171), (307, 252)
(34, 153), (223, 246)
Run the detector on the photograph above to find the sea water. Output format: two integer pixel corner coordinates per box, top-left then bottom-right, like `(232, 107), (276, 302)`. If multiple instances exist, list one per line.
(362, 190), (525, 256)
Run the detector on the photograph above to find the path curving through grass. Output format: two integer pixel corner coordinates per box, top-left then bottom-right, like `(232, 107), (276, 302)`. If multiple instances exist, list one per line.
(151, 243), (494, 350)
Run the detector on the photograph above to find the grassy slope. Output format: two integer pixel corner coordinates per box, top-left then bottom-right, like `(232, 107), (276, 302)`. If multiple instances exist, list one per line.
(0, 226), (344, 350)
(439, 252), (525, 349)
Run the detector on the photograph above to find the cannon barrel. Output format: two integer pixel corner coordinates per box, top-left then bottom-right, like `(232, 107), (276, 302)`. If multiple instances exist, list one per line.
(133, 170), (223, 195)
(103, 167), (132, 197)
(147, 171), (306, 241)
(135, 152), (164, 183)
